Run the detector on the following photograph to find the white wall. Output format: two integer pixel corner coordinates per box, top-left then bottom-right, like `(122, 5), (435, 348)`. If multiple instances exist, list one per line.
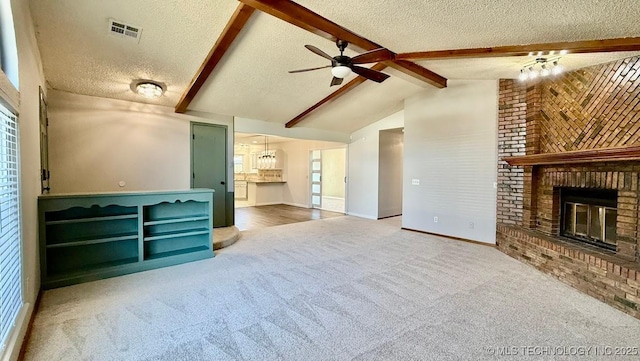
(347, 110), (404, 219)
(278, 139), (345, 208)
(403, 80), (498, 244)
(6, 0), (46, 360)
(47, 91), (234, 194)
(378, 129), (403, 218)
(321, 148), (346, 198)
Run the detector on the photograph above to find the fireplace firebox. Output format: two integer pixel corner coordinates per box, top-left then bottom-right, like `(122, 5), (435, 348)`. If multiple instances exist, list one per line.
(560, 188), (617, 250)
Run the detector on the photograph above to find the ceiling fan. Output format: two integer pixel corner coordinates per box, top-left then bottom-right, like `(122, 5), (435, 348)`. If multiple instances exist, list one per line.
(289, 39), (393, 86)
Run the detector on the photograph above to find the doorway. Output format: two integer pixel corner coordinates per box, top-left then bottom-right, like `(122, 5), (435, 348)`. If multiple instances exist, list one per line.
(191, 122), (228, 227)
(310, 147), (346, 213)
(378, 128), (404, 218)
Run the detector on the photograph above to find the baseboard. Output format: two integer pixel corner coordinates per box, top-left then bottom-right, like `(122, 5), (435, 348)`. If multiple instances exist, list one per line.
(254, 201), (282, 206)
(378, 214), (402, 220)
(4, 291), (41, 361)
(402, 227), (496, 247)
(282, 202), (309, 208)
(347, 212), (377, 220)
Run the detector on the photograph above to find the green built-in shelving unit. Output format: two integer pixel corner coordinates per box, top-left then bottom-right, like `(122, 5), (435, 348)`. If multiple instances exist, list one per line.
(38, 189), (214, 289)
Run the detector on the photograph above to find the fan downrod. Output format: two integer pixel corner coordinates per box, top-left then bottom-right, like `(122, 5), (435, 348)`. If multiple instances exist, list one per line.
(336, 39), (348, 55)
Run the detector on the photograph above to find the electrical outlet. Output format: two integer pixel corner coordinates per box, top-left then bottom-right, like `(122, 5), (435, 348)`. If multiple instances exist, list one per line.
(469, 222), (474, 229)
(434, 216), (438, 223)
(493, 182), (498, 189)
(412, 179), (420, 186)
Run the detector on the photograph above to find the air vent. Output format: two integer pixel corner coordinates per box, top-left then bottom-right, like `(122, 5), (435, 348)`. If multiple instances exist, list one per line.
(108, 18), (142, 42)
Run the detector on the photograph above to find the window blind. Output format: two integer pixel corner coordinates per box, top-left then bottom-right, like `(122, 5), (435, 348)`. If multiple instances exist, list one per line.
(0, 103), (20, 350)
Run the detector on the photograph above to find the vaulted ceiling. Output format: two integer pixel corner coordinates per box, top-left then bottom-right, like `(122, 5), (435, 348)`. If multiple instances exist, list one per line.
(30, 0), (640, 133)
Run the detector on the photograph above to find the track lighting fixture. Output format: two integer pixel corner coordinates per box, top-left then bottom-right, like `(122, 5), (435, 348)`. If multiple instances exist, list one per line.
(519, 55), (564, 82)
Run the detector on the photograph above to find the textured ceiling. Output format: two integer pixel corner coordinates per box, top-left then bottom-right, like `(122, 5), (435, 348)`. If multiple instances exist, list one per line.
(295, 0), (640, 52)
(30, 0), (640, 134)
(30, 0), (239, 107)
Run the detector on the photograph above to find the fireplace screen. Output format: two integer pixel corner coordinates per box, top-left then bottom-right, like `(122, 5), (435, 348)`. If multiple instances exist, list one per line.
(560, 188), (617, 249)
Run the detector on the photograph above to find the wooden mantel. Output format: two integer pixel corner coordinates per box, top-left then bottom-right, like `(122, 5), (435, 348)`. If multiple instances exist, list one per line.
(503, 144), (640, 166)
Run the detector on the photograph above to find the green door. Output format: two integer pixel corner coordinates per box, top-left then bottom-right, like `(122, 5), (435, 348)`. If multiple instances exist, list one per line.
(191, 123), (227, 227)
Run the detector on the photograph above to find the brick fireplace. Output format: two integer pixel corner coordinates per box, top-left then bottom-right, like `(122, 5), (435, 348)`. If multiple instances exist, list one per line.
(497, 56), (640, 319)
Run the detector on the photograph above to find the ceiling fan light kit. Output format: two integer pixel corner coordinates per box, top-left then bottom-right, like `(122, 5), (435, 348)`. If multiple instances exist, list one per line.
(331, 65), (352, 78)
(519, 52), (565, 81)
(289, 39), (391, 86)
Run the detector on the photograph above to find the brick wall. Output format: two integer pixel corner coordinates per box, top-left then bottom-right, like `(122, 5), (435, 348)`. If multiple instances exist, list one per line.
(497, 80), (526, 224)
(496, 57), (640, 320)
(497, 224), (639, 319)
(539, 56), (640, 153)
(534, 164), (639, 261)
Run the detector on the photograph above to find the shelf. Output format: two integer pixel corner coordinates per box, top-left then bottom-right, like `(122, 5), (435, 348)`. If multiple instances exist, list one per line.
(143, 228), (209, 242)
(39, 190), (214, 289)
(46, 233), (139, 248)
(503, 144), (640, 166)
(48, 257), (139, 278)
(144, 246), (210, 261)
(46, 214), (138, 225)
(143, 215), (208, 226)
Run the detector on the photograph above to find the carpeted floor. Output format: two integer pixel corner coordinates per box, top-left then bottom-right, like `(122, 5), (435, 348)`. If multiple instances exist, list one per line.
(24, 216), (640, 360)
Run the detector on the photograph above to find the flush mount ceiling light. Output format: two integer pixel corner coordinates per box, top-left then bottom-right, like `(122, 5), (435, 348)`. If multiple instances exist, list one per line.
(519, 53), (564, 82)
(131, 80), (165, 98)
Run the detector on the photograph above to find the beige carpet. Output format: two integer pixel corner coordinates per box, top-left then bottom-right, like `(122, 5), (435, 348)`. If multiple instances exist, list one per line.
(24, 216), (640, 360)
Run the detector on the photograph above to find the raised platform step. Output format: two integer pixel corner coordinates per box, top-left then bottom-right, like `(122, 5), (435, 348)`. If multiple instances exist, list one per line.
(213, 226), (241, 250)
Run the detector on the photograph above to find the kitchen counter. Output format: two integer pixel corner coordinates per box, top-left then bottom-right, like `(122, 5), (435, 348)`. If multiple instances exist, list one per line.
(235, 180), (286, 207)
(247, 180), (287, 184)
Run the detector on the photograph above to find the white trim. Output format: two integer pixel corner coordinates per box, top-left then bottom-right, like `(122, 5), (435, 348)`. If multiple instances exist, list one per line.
(321, 196), (343, 201)
(254, 201), (282, 206)
(0, 302), (31, 361)
(282, 202), (309, 208)
(346, 212), (377, 220)
(0, 71), (18, 113)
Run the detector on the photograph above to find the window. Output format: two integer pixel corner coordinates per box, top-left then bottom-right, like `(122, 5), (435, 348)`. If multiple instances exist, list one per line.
(0, 0), (21, 352)
(0, 103), (20, 350)
(233, 155), (244, 173)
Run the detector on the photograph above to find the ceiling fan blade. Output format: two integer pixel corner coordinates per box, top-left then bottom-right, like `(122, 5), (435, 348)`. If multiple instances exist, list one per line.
(289, 65), (332, 73)
(351, 65), (390, 83)
(330, 76), (343, 87)
(305, 45), (334, 61)
(351, 48), (394, 64)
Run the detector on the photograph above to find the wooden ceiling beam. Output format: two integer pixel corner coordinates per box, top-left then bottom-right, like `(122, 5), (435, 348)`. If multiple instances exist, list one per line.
(175, 3), (255, 113)
(239, 0), (446, 88)
(384, 60), (447, 88)
(239, 0), (381, 52)
(397, 37), (640, 60)
(285, 63), (388, 128)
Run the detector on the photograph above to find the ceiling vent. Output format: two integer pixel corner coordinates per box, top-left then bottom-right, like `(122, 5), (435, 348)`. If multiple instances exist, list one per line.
(108, 18), (142, 42)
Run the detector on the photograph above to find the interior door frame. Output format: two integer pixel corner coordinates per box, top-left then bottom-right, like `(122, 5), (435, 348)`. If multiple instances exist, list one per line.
(315, 146), (348, 213)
